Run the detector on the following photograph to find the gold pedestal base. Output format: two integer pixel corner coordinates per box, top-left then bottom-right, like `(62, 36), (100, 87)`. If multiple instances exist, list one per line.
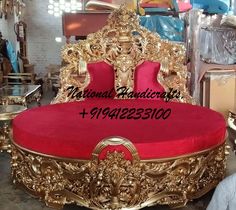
(0, 122), (11, 152)
(11, 137), (227, 210)
(0, 105), (26, 152)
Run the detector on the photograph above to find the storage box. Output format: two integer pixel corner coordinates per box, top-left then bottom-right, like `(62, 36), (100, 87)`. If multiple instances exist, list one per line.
(200, 69), (236, 119)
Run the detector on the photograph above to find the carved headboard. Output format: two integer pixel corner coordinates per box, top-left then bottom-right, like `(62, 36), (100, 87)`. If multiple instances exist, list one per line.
(53, 5), (192, 104)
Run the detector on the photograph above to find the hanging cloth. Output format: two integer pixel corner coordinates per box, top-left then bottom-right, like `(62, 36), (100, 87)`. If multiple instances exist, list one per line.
(140, 15), (184, 42)
(190, 0), (231, 14)
(6, 40), (19, 73)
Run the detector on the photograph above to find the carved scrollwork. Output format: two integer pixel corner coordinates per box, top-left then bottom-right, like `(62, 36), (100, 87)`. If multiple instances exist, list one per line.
(11, 138), (226, 210)
(53, 5), (192, 104)
(0, 122), (11, 152)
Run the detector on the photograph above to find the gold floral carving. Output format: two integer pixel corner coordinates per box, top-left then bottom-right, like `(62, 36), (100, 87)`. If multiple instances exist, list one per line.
(11, 137), (226, 210)
(52, 5), (192, 104)
(0, 122), (11, 152)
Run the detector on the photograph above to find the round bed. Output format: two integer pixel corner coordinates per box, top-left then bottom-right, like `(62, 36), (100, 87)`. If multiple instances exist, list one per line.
(11, 99), (227, 209)
(11, 5), (228, 210)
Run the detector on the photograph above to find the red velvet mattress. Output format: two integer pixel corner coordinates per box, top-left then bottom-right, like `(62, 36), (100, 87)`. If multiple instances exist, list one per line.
(13, 100), (226, 160)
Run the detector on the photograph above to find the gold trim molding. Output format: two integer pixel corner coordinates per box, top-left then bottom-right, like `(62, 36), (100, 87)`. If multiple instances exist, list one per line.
(11, 137), (227, 210)
(52, 5), (192, 104)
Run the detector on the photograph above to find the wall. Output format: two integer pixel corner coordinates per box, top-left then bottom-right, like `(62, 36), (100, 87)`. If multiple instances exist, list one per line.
(0, 17), (9, 40)
(23, 0), (65, 75)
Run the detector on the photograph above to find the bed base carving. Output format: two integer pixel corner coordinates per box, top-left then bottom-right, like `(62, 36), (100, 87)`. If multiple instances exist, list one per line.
(11, 137), (227, 210)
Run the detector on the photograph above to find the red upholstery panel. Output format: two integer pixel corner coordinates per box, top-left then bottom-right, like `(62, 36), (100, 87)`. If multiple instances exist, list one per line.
(134, 61), (165, 100)
(13, 100), (226, 160)
(85, 61), (116, 99)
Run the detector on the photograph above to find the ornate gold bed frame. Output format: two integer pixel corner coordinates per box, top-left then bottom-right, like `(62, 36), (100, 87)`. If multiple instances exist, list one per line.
(11, 5), (228, 210)
(12, 138), (227, 210)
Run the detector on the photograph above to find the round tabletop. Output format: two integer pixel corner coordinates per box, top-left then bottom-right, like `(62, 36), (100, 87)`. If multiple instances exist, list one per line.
(13, 100), (226, 160)
(0, 105), (27, 120)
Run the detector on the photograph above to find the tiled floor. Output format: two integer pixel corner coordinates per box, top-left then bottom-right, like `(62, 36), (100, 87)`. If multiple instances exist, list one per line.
(1, 90), (236, 210)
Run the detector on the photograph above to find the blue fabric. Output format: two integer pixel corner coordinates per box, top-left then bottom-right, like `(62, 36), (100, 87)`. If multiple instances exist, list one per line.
(143, 7), (169, 13)
(140, 15), (184, 42)
(142, 0), (179, 12)
(6, 41), (19, 73)
(190, 0), (231, 14)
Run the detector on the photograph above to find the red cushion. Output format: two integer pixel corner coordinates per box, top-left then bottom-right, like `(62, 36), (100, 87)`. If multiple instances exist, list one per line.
(13, 100), (226, 160)
(134, 61), (165, 100)
(85, 61), (115, 99)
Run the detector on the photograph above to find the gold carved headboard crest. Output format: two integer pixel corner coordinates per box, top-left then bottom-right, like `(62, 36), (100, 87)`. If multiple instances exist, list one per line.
(53, 5), (192, 104)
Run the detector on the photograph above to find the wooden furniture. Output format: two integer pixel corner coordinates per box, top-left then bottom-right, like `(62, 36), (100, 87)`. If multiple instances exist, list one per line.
(3, 72), (43, 94)
(200, 69), (236, 119)
(18, 55), (35, 73)
(23, 64), (35, 73)
(0, 104), (26, 152)
(45, 64), (60, 88)
(0, 84), (42, 107)
(3, 73), (36, 85)
(0, 58), (12, 76)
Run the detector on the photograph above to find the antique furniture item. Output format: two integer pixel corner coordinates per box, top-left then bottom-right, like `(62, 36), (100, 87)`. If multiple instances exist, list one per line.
(0, 104), (26, 152)
(12, 6), (227, 210)
(200, 26), (236, 65)
(45, 64), (61, 95)
(0, 84), (41, 107)
(200, 69), (236, 119)
(3, 73), (36, 85)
